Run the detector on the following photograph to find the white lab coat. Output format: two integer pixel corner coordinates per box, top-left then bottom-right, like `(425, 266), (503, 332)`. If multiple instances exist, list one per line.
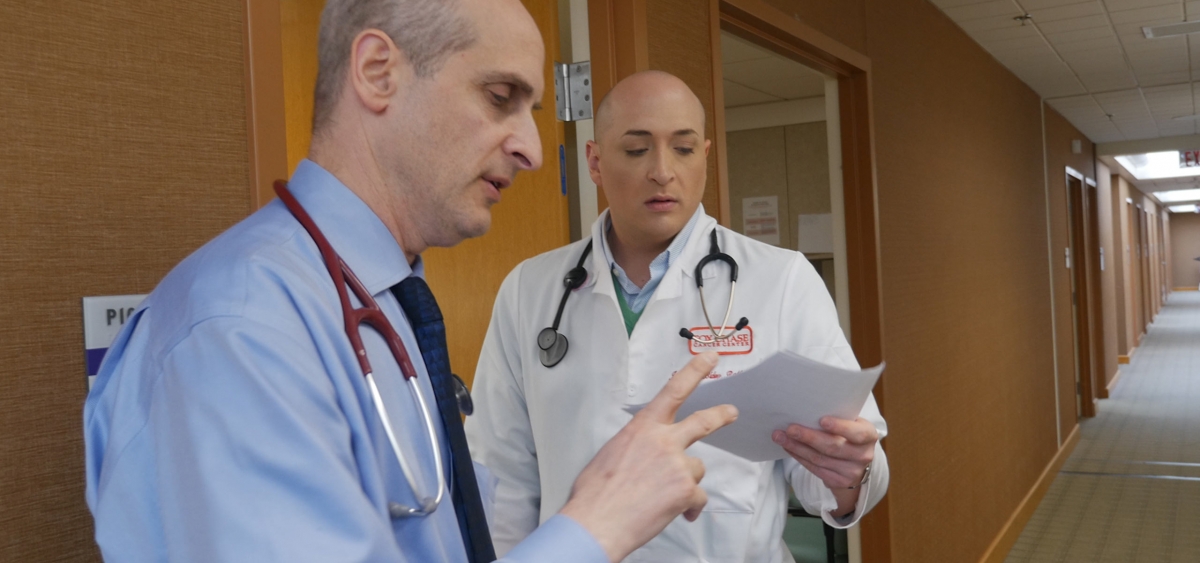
(465, 211), (888, 563)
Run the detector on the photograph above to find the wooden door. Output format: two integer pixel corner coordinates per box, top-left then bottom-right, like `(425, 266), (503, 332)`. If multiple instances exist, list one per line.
(278, 0), (570, 385)
(1066, 175), (1095, 418)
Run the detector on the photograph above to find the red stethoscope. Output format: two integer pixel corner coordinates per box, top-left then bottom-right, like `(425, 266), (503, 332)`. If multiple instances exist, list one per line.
(274, 180), (445, 519)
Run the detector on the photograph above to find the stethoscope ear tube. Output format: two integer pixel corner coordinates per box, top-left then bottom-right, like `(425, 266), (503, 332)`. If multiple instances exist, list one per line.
(694, 229), (738, 287)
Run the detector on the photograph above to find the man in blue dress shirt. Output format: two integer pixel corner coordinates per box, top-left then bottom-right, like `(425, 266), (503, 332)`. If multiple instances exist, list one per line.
(83, 0), (737, 561)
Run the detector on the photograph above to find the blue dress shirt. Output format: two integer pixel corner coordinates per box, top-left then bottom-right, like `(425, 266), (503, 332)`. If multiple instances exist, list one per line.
(598, 206), (703, 313)
(84, 160), (608, 563)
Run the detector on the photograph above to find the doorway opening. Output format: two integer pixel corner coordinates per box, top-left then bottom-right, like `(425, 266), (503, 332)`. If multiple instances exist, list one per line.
(720, 31), (848, 332)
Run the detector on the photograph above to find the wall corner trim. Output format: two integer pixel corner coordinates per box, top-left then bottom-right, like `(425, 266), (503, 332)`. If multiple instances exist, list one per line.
(977, 425), (1081, 563)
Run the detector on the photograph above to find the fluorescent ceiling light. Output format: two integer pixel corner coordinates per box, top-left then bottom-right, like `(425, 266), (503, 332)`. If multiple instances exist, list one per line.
(1168, 204), (1199, 213)
(1143, 21), (1200, 39)
(1154, 189), (1200, 203)
(1115, 151), (1200, 180)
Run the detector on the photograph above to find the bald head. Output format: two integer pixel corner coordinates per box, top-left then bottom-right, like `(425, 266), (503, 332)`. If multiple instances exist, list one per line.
(594, 70), (707, 144)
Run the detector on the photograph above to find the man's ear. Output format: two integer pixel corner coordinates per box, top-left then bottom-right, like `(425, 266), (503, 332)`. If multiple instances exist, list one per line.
(585, 140), (603, 186)
(349, 29), (405, 114)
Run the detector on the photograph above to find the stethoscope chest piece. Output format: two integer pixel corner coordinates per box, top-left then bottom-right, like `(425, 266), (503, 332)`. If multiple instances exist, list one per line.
(538, 327), (570, 367)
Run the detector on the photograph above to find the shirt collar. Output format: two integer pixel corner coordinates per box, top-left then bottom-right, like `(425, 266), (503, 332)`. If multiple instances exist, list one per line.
(286, 159), (414, 295)
(597, 205), (705, 291)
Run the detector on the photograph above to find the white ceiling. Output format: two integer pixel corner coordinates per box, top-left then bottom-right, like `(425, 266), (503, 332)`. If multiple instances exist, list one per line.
(931, 0), (1199, 144)
(721, 32), (826, 107)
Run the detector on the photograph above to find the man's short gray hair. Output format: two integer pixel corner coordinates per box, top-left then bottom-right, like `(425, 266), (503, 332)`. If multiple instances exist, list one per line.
(312, 0), (477, 133)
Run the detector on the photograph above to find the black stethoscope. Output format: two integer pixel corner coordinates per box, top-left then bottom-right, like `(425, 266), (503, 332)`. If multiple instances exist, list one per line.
(538, 228), (749, 368)
(276, 180), (473, 520)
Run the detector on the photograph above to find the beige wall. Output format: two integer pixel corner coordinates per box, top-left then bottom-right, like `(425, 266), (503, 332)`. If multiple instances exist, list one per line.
(1043, 109), (1096, 439)
(727, 123), (829, 251)
(0, 0), (250, 560)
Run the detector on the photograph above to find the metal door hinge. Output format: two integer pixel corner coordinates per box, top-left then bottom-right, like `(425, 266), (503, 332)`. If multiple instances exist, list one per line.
(555, 61), (593, 122)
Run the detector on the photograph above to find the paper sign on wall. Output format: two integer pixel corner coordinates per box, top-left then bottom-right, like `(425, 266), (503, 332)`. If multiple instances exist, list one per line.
(797, 213), (834, 254)
(83, 294), (147, 389)
(742, 196), (780, 246)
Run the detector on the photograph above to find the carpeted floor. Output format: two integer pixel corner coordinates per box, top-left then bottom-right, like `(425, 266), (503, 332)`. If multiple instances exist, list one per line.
(1005, 291), (1200, 563)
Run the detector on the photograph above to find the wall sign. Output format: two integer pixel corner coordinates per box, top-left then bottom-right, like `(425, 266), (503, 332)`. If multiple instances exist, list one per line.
(83, 295), (147, 388)
(742, 196), (780, 246)
(1180, 150), (1200, 168)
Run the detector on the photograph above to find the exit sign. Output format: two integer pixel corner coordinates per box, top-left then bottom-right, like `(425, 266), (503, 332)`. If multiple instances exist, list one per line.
(1180, 150), (1200, 168)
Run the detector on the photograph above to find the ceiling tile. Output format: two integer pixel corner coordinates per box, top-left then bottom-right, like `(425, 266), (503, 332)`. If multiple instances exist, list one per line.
(972, 23), (1045, 42)
(1188, 1), (1200, 19)
(722, 81), (780, 107)
(1103, 0), (1179, 12)
(1137, 71), (1193, 87)
(1045, 25), (1117, 45)
(959, 15), (1031, 33)
(1047, 94), (1097, 109)
(1052, 35), (1124, 54)
(1036, 14), (1112, 34)
(1080, 71), (1139, 90)
(1028, 1), (1106, 23)
(1107, 4), (1184, 25)
(1021, 0), (1103, 10)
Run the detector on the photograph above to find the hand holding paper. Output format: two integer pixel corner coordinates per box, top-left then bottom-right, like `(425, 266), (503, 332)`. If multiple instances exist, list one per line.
(629, 351), (883, 463)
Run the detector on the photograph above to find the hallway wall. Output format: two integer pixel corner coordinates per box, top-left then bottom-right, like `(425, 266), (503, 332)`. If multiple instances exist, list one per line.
(641, 0), (1077, 560)
(1171, 212), (1200, 289)
(0, 0), (251, 560)
(1043, 108), (1096, 439)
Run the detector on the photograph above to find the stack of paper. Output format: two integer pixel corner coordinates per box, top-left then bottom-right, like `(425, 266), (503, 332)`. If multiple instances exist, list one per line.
(632, 351), (884, 462)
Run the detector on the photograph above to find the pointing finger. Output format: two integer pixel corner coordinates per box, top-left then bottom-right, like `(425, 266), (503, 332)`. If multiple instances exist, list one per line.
(675, 404), (738, 447)
(640, 352), (719, 423)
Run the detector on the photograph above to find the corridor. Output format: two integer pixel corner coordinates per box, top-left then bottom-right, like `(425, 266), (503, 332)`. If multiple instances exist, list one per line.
(1007, 292), (1200, 562)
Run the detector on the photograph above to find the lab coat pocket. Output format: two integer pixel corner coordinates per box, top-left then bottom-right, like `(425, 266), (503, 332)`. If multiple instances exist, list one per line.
(629, 444), (761, 562)
(473, 461), (500, 530)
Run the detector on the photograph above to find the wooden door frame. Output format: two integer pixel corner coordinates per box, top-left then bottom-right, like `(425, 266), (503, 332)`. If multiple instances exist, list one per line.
(1139, 207), (1151, 332)
(1085, 184), (1107, 400)
(590, 0), (888, 555)
(1065, 168), (1097, 418)
(243, 0), (289, 209)
(714, 0), (889, 559)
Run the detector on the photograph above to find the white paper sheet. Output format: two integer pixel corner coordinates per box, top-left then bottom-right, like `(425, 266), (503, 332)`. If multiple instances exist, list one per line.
(796, 213), (833, 254)
(629, 351), (883, 462)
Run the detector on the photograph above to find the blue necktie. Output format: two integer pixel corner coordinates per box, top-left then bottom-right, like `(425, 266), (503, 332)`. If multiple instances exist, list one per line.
(392, 277), (496, 563)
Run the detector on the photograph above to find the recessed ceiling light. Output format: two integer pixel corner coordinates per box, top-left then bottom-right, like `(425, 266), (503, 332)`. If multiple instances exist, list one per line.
(1168, 204), (1199, 213)
(1115, 151), (1200, 180)
(1143, 21), (1200, 39)
(1154, 189), (1200, 203)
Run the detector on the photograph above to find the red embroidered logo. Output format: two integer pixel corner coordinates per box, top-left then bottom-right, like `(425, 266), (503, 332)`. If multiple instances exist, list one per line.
(687, 326), (753, 355)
